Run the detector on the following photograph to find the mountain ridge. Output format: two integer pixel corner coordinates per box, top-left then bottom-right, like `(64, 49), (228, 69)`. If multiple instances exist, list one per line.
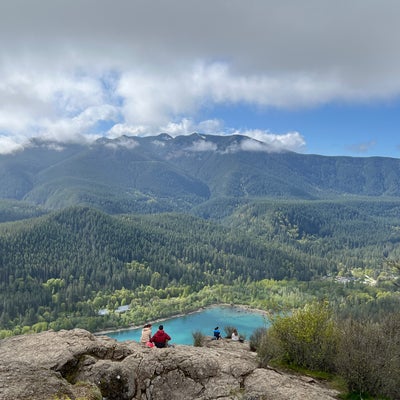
(1, 133), (400, 214)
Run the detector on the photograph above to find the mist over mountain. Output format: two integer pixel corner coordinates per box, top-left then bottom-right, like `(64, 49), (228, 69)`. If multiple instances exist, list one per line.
(1, 133), (400, 216)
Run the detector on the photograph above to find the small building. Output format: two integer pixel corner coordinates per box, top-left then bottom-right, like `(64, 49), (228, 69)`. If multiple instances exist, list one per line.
(115, 305), (130, 313)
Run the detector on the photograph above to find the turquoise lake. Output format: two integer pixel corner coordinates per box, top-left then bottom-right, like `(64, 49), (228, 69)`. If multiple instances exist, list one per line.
(106, 305), (271, 345)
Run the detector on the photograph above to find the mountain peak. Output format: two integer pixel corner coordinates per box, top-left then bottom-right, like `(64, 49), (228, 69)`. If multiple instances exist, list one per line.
(156, 133), (173, 140)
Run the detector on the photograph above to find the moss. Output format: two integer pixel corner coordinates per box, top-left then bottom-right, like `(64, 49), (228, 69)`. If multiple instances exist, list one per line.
(73, 381), (102, 400)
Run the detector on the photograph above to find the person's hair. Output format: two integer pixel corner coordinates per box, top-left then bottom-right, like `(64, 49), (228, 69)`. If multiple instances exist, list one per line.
(159, 325), (163, 330)
(215, 327), (219, 330)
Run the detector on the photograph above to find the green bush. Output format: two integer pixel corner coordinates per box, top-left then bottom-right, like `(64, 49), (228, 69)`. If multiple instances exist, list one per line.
(265, 302), (338, 372)
(255, 303), (400, 399)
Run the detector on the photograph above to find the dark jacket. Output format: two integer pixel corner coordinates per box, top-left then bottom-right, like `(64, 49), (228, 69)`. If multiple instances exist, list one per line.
(151, 329), (171, 347)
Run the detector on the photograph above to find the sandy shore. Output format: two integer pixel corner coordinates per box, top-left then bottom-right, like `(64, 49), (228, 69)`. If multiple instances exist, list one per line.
(95, 303), (269, 336)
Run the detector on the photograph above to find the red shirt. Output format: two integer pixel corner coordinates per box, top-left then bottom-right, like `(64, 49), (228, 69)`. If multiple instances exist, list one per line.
(151, 329), (171, 344)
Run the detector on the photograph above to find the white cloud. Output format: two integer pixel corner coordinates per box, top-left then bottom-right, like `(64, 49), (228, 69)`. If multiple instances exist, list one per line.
(117, 70), (203, 126)
(0, 64), (116, 143)
(1, 1), (400, 155)
(187, 140), (218, 152)
(184, 130), (305, 154)
(39, 104), (119, 143)
(233, 139), (273, 153)
(107, 123), (150, 138)
(104, 136), (139, 150)
(159, 119), (198, 136)
(234, 130), (306, 153)
(160, 118), (224, 137)
(0, 135), (25, 154)
(106, 118), (224, 139)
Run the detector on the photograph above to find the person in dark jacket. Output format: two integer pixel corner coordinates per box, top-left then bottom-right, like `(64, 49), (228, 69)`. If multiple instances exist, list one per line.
(213, 326), (221, 340)
(151, 325), (171, 348)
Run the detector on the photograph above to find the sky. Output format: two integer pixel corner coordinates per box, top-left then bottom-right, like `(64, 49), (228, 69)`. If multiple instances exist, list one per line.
(1, 0), (400, 158)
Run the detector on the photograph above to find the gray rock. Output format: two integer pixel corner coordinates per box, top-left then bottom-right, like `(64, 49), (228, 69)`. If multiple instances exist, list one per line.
(0, 329), (340, 400)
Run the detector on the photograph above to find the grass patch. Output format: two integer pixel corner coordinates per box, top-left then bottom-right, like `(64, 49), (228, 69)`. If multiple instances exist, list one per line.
(266, 360), (347, 396)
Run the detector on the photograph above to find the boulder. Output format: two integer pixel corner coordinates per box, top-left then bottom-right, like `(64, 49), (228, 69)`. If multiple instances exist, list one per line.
(0, 329), (340, 399)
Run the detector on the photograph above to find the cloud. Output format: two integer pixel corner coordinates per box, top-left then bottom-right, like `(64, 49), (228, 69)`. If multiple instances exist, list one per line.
(0, 136), (25, 155)
(39, 104), (119, 142)
(187, 140), (218, 153)
(107, 123), (150, 138)
(184, 130), (305, 154)
(1, 1), (400, 154)
(347, 140), (377, 154)
(236, 130), (306, 153)
(160, 118), (224, 137)
(0, 65), (117, 138)
(107, 118), (225, 139)
(104, 136), (139, 150)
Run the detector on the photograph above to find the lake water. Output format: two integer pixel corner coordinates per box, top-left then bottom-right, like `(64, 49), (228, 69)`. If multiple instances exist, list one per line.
(106, 305), (270, 345)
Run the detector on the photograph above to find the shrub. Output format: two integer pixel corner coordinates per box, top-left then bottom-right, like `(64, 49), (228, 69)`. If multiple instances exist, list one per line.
(223, 325), (236, 338)
(249, 327), (267, 351)
(256, 328), (283, 368)
(267, 302), (338, 372)
(192, 330), (206, 347)
(335, 313), (400, 399)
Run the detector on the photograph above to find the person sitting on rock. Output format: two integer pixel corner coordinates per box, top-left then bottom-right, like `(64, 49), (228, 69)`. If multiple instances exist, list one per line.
(151, 325), (171, 348)
(140, 323), (152, 346)
(213, 326), (221, 340)
(231, 328), (244, 342)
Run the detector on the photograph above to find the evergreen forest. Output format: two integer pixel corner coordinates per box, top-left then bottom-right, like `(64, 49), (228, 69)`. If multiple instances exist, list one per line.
(1, 198), (399, 337)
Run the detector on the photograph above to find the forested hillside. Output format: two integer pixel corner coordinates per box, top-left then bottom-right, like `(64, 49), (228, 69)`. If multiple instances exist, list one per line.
(2, 134), (400, 214)
(0, 205), (318, 329)
(224, 199), (400, 267)
(1, 199), (399, 335)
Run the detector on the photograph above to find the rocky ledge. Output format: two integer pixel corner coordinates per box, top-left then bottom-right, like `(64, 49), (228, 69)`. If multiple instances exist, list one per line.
(0, 329), (339, 400)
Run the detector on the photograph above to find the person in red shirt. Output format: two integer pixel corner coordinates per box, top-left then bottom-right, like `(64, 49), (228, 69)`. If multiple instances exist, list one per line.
(151, 325), (172, 348)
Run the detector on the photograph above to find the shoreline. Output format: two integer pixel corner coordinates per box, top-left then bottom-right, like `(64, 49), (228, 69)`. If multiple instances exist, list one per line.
(95, 306), (208, 336)
(95, 303), (269, 336)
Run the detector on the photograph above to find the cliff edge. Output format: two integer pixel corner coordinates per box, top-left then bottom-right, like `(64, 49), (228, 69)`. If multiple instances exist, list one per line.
(0, 328), (339, 400)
